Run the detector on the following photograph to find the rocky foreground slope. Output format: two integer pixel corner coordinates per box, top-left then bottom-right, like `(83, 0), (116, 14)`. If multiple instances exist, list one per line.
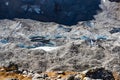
(0, 65), (120, 80)
(0, 0), (120, 80)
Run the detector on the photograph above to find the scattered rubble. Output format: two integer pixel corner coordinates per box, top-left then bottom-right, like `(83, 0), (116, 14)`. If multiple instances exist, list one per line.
(0, 64), (119, 80)
(0, 0), (120, 80)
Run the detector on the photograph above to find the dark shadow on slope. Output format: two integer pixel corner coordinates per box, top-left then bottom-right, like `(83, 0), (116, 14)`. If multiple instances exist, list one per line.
(109, 0), (120, 2)
(0, 0), (102, 26)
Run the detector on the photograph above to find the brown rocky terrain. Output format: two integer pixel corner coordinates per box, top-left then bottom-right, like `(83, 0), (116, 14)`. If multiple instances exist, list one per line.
(0, 65), (120, 80)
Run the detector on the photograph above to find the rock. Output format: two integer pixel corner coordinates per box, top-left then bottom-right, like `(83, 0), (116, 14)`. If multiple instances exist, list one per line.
(32, 73), (48, 80)
(57, 75), (62, 79)
(84, 67), (115, 80)
(23, 70), (28, 75)
(28, 72), (34, 77)
(113, 65), (120, 72)
(32, 73), (43, 80)
(113, 72), (120, 80)
(4, 62), (18, 72)
(83, 77), (102, 80)
(56, 71), (65, 75)
(66, 75), (75, 80)
(112, 46), (120, 53)
(74, 75), (82, 80)
(5, 78), (19, 80)
(109, 28), (120, 34)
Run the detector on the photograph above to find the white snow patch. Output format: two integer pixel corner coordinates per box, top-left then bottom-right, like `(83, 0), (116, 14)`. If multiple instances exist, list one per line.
(103, 0), (106, 3)
(31, 46), (60, 51)
(32, 5), (41, 14)
(5, 2), (9, 6)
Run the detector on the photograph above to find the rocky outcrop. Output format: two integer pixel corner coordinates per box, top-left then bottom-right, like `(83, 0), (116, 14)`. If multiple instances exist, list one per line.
(0, 65), (119, 80)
